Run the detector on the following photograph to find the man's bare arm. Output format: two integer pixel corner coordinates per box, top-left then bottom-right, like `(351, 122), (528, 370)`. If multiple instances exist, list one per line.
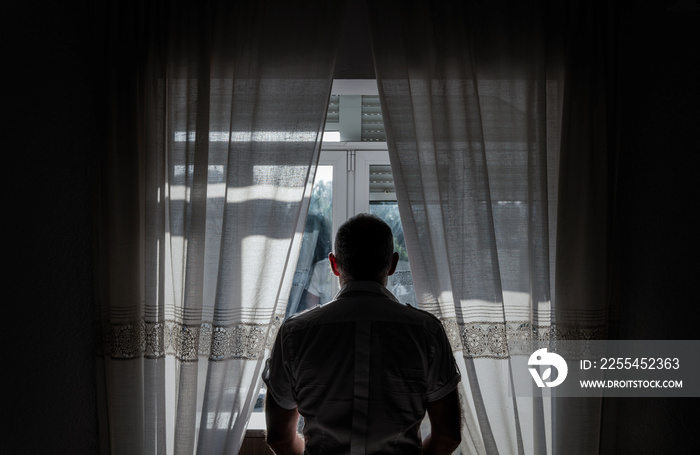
(264, 394), (304, 455)
(422, 388), (462, 455)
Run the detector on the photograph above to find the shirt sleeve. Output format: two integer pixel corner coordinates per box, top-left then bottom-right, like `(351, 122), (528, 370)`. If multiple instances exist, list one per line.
(261, 325), (298, 410)
(425, 320), (461, 402)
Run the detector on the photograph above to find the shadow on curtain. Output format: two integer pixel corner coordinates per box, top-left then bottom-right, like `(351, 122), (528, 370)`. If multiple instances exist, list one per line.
(97, 1), (345, 453)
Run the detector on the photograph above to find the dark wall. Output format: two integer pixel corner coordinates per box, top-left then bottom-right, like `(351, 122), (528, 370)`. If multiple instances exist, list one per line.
(601, 0), (700, 453)
(616, 0), (700, 342)
(6, 1), (99, 454)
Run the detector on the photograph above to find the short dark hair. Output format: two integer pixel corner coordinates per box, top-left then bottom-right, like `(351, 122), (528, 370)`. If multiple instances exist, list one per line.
(334, 214), (394, 283)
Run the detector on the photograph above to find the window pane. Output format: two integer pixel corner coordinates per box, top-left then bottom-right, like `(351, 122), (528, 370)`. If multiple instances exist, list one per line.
(285, 166), (334, 317)
(369, 201), (417, 307)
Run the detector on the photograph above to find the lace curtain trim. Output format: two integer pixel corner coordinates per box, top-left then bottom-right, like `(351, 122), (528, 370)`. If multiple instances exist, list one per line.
(99, 316), (283, 361)
(442, 319), (608, 359)
(99, 316), (607, 361)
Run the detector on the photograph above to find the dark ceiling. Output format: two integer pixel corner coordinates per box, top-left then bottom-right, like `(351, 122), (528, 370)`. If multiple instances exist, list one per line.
(334, 1), (375, 79)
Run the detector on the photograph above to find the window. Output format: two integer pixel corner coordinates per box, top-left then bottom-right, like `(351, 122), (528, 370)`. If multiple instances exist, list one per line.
(248, 81), (417, 430)
(283, 149), (417, 318)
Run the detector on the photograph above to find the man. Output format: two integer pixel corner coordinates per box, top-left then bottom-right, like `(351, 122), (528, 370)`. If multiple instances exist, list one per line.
(262, 214), (462, 454)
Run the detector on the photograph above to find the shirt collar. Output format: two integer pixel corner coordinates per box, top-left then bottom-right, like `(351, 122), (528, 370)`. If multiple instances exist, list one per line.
(335, 280), (400, 303)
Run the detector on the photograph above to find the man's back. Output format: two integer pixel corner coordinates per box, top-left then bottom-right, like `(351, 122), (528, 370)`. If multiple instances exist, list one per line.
(264, 281), (460, 454)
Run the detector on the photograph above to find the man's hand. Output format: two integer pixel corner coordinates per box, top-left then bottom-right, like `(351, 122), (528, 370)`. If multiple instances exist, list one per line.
(422, 388), (462, 454)
(264, 393), (304, 455)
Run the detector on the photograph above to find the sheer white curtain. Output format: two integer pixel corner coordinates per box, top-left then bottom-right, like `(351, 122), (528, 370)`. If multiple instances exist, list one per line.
(97, 1), (344, 454)
(369, 1), (617, 454)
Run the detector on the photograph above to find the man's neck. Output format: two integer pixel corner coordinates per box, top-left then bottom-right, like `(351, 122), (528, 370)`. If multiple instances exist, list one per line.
(339, 277), (388, 287)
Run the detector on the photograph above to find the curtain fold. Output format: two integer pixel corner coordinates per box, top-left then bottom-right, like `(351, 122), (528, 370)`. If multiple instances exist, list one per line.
(97, 1), (344, 453)
(369, 0), (617, 453)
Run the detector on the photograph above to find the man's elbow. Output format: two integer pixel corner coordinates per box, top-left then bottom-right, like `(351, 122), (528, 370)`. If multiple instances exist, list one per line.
(263, 414), (300, 452)
(263, 395), (303, 454)
(264, 430), (285, 450)
(443, 430), (462, 451)
(422, 429), (461, 455)
(265, 436), (288, 453)
(265, 430), (303, 454)
(435, 427), (462, 451)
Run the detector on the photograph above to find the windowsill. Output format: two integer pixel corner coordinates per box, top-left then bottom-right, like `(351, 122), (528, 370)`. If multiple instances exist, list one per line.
(247, 412), (267, 431)
(244, 428), (266, 438)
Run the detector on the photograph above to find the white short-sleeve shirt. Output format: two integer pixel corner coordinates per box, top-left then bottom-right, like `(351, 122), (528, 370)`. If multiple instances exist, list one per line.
(263, 281), (461, 454)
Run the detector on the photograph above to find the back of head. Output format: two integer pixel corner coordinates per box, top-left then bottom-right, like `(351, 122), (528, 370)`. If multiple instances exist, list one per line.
(334, 214), (394, 283)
